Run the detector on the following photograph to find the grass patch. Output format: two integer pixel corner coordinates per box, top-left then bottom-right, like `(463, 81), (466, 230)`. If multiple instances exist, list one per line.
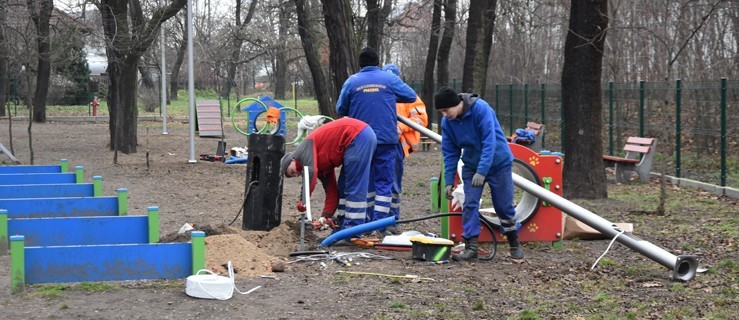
(472, 298), (485, 310)
(510, 309), (544, 320)
(74, 282), (119, 292)
(31, 284), (71, 298)
(389, 300), (405, 309)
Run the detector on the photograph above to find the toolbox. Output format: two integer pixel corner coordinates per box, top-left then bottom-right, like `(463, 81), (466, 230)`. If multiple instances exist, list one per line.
(409, 235), (455, 262)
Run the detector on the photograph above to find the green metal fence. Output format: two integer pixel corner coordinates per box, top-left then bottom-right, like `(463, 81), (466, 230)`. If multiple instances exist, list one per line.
(408, 79), (738, 188)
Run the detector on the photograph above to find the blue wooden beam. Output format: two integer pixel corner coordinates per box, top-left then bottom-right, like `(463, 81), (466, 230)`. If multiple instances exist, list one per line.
(7, 215), (149, 247)
(0, 183), (95, 199)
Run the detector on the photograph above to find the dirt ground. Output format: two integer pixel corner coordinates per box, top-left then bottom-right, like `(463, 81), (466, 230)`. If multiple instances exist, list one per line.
(0, 118), (736, 319)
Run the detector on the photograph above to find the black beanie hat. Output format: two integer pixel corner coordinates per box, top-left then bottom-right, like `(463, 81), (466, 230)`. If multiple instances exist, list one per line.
(434, 86), (461, 109)
(358, 47), (380, 68)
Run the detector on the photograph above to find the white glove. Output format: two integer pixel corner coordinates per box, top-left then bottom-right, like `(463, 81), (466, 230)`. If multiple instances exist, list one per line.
(296, 115), (327, 141)
(451, 184), (465, 211)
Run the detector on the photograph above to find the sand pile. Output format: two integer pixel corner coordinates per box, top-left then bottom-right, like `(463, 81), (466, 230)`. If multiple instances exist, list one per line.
(205, 234), (279, 278)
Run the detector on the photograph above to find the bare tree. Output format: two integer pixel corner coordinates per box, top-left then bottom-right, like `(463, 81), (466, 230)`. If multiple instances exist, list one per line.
(0, 1), (8, 118)
(460, 0), (484, 92)
(436, 0), (456, 88)
(27, 0), (52, 123)
(561, 0), (609, 199)
(96, 0), (186, 155)
(472, 0), (496, 97)
(294, 0), (335, 117)
(220, 0), (259, 99)
(273, 3), (290, 99)
(366, 0), (392, 50)
(169, 17), (187, 101)
(322, 0), (357, 101)
(422, 0), (442, 123)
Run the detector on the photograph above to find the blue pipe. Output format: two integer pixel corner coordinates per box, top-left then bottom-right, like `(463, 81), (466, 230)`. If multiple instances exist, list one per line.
(320, 216), (396, 247)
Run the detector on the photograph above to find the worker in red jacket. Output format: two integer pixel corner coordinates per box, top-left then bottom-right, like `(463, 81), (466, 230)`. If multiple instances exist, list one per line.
(280, 118), (376, 234)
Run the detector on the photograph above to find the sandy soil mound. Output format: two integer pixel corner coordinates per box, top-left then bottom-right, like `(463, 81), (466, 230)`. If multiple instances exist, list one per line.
(204, 234), (278, 278)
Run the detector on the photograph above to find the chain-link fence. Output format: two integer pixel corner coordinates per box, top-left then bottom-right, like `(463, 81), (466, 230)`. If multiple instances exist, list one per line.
(408, 79), (738, 188)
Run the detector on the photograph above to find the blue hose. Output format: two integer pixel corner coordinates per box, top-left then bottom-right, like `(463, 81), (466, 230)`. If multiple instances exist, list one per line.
(320, 216), (396, 247)
(224, 156), (248, 164)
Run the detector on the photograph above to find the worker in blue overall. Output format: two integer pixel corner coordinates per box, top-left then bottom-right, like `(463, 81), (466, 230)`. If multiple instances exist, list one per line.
(435, 86), (524, 261)
(336, 47), (417, 235)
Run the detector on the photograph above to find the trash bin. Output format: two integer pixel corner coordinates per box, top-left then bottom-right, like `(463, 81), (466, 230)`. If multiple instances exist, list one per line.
(242, 134), (285, 231)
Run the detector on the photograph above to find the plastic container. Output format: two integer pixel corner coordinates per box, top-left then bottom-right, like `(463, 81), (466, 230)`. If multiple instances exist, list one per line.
(409, 235), (455, 262)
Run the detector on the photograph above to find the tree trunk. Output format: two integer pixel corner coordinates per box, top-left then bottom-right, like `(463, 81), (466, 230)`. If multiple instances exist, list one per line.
(472, 0), (496, 97)
(366, 0), (391, 51)
(28, 0), (53, 123)
(561, 0), (609, 199)
(107, 56), (140, 154)
(322, 0), (357, 101)
(422, 0), (442, 126)
(294, 0), (335, 118)
(99, 0), (186, 154)
(170, 35), (187, 100)
(461, 0), (483, 93)
(0, 1), (8, 118)
(436, 0), (456, 88)
(273, 5), (290, 100)
(138, 63), (155, 89)
(436, 0), (456, 133)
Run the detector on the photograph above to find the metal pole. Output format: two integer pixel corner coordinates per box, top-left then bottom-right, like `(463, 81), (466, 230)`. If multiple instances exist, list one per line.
(639, 80), (645, 137)
(160, 26), (168, 135)
(524, 83), (528, 124)
(187, 0), (196, 163)
(508, 84), (513, 135)
(609, 81), (614, 155)
(397, 115), (699, 281)
(540, 83), (546, 148)
(720, 78), (727, 187)
(675, 79), (681, 178)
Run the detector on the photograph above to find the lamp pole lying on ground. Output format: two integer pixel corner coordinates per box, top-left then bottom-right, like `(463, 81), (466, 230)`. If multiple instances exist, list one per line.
(397, 115), (699, 281)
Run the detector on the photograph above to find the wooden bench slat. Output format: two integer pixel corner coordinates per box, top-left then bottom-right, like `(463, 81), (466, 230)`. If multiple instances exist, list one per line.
(626, 137), (654, 145)
(602, 155), (639, 163)
(623, 144), (650, 153)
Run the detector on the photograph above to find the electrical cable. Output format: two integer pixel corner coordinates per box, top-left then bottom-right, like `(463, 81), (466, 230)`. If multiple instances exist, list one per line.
(396, 212), (498, 261)
(590, 227), (626, 270)
(228, 180), (259, 226)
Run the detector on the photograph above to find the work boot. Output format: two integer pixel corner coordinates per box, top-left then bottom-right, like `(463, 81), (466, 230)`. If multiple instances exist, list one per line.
(452, 237), (478, 261)
(507, 234), (524, 260)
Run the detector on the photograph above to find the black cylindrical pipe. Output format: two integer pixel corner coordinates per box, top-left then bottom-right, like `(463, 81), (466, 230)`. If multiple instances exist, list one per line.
(243, 134), (285, 231)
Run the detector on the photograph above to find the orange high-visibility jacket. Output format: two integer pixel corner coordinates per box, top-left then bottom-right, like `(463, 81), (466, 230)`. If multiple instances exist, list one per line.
(396, 95), (428, 157)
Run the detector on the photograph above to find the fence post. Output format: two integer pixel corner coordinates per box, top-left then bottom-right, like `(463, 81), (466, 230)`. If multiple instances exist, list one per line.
(452, 79), (457, 92)
(720, 77), (727, 187)
(495, 84), (500, 112)
(508, 84), (514, 135)
(560, 87), (565, 153)
(675, 79), (682, 178)
(639, 80), (645, 137)
(541, 83), (546, 148)
(524, 83), (529, 123)
(609, 81), (614, 155)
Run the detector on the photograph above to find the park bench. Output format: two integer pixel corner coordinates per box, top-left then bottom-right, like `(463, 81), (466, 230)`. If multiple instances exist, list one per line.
(602, 137), (657, 183)
(508, 122), (545, 152)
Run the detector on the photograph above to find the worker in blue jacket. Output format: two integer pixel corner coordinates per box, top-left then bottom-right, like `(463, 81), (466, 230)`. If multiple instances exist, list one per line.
(435, 86), (524, 261)
(336, 47), (417, 235)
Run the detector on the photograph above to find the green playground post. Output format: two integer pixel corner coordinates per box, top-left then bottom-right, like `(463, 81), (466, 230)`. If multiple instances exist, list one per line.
(75, 166), (84, 183)
(430, 177), (439, 213)
(191, 231), (205, 274)
(117, 188), (128, 216)
(148, 206), (160, 243)
(10, 235), (25, 294)
(0, 209), (8, 255)
(60, 159), (69, 172)
(93, 176), (103, 197)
